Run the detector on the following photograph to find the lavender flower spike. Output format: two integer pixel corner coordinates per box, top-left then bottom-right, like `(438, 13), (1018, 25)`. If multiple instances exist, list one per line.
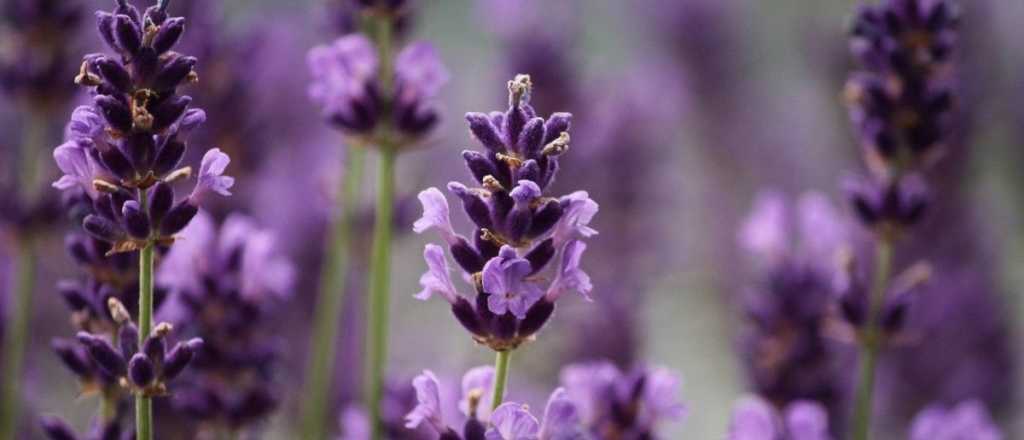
(413, 74), (598, 351)
(909, 400), (1002, 440)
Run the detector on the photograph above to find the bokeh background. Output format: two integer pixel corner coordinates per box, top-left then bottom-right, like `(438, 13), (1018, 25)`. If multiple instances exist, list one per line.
(3, 0), (1024, 438)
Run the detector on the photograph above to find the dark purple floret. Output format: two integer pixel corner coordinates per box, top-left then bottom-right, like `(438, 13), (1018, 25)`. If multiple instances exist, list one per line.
(413, 75), (597, 351)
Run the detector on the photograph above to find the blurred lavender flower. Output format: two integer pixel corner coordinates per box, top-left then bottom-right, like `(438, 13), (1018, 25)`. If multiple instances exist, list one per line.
(559, 361), (686, 438)
(908, 400), (1002, 440)
(51, 1), (233, 251)
(155, 211), (293, 435)
(413, 75), (597, 351)
(339, 375), (445, 440)
(402, 367), (583, 440)
(736, 191), (853, 430)
(0, 0), (85, 109)
(307, 33), (448, 143)
(477, 0), (579, 115)
(728, 395), (830, 440)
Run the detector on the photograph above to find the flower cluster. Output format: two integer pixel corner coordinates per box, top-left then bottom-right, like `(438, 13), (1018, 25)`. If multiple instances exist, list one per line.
(53, 0), (233, 253)
(736, 191), (852, 426)
(307, 32), (448, 144)
(843, 0), (960, 232)
(728, 395), (830, 440)
(413, 75), (597, 351)
(157, 212), (294, 433)
(403, 361), (685, 440)
(0, 0), (85, 109)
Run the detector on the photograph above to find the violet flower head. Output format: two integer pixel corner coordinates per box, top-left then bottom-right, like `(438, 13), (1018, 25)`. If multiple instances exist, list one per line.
(559, 361), (686, 438)
(413, 75), (598, 351)
(909, 400), (1002, 440)
(51, 0), (233, 254)
(157, 212), (294, 432)
(0, 0), (85, 108)
(403, 367), (583, 440)
(736, 191), (852, 430)
(307, 33), (448, 144)
(845, 0), (960, 176)
(727, 395), (831, 440)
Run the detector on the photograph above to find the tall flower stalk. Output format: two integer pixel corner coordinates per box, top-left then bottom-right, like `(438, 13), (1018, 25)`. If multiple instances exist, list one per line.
(840, 0), (960, 438)
(305, 2), (447, 436)
(49, 1), (233, 438)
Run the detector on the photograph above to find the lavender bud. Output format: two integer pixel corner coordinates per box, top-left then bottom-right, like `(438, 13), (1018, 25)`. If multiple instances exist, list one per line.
(94, 95), (132, 133)
(524, 238), (555, 274)
(151, 95), (191, 132)
(162, 338), (202, 380)
(52, 339), (93, 378)
(466, 113), (505, 153)
(113, 14), (142, 55)
(515, 159), (540, 184)
(542, 113), (572, 145)
(128, 353), (156, 387)
(143, 336), (165, 368)
(119, 324), (139, 359)
(452, 297), (485, 337)
(65, 235), (92, 264)
(493, 313), (517, 340)
(448, 183), (492, 229)
(462, 150), (497, 184)
(96, 11), (118, 52)
(57, 281), (90, 311)
(152, 139), (186, 176)
(152, 55), (197, 92)
(450, 237), (484, 274)
(527, 199), (562, 238)
(76, 331), (126, 376)
(82, 214), (124, 242)
(148, 182), (173, 225)
(517, 117), (545, 156)
(121, 200), (151, 239)
(517, 299), (555, 337)
(99, 146), (136, 180)
(159, 201), (198, 236)
(152, 17), (185, 54)
(95, 57), (132, 92)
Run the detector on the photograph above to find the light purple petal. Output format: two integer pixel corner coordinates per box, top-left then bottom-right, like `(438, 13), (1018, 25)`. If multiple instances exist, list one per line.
(396, 41), (449, 98)
(643, 367), (687, 423)
(739, 190), (788, 262)
(546, 240), (592, 302)
(241, 230), (295, 301)
(539, 388), (585, 440)
(796, 192), (848, 262)
(552, 191), (598, 245)
(413, 187), (457, 243)
(483, 253), (543, 319)
(459, 365), (496, 421)
(405, 370), (446, 433)
(486, 403), (540, 440)
(52, 142), (93, 195)
(510, 180), (542, 204)
(559, 362), (618, 425)
(784, 401), (830, 440)
(415, 244), (460, 304)
(191, 148), (234, 203)
(728, 396), (782, 440)
(338, 406), (370, 440)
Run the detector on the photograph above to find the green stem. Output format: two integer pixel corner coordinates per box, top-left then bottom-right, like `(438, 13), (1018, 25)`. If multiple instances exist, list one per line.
(364, 148), (396, 440)
(490, 350), (512, 411)
(299, 146), (366, 439)
(850, 238), (894, 440)
(0, 110), (47, 440)
(136, 188), (155, 440)
(0, 237), (36, 440)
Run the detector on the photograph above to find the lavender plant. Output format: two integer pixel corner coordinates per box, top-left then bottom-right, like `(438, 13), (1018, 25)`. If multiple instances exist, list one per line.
(156, 212), (293, 437)
(50, 1), (232, 438)
(0, 1), (85, 435)
(413, 74), (596, 411)
(303, 2), (448, 437)
(839, 0), (960, 438)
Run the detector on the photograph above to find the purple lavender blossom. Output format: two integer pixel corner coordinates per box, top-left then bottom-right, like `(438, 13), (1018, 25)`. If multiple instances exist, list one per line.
(307, 33), (448, 142)
(51, 1), (233, 252)
(736, 191), (853, 431)
(728, 395), (831, 440)
(413, 75), (597, 351)
(559, 361), (686, 438)
(155, 212), (293, 434)
(908, 400), (1002, 440)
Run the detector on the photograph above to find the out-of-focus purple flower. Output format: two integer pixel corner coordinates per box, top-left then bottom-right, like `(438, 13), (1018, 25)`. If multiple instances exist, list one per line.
(189, 148), (234, 203)
(728, 395), (831, 440)
(559, 361), (685, 437)
(401, 367), (501, 440)
(406, 370), (446, 433)
(157, 212), (293, 434)
(909, 400), (1002, 440)
(458, 366), (495, 422)
(307, 33), (448, 143)
(40, 414), (131, 440)
(736, 191), (853, 431)
(0, 0), (85, 109)
(486, 403), (539, 440)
